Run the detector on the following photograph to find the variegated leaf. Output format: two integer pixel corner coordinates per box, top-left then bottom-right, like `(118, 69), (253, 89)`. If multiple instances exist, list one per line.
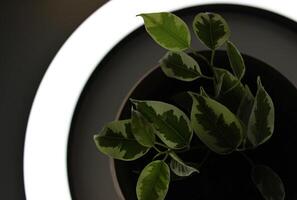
(132, 100), (192, 149)
(169, 152), (199, 177)
(252, 165), (285, 200)
(236, 85), (255, 150)
(247, 77), (275, 146)
(138, 12), (191, 51)
(214, 71), (225, 97)
(136, 160), (170, 200)
(131, 108), (155, 147)
(193, 12), (230, 49)
(214, 68), (246, 113)
(159, 51), (202, 81)
(190, 93), (243, 154)
(94, 120), (149, 161)
(226, 41), (246, 80)
(237, 85), (254, 125)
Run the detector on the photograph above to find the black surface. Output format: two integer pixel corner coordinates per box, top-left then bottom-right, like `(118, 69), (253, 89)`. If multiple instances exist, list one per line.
(68, 4), (297, 200)
(0, 1), (107, 199)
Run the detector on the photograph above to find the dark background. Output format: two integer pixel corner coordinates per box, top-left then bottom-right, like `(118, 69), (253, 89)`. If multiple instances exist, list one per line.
(0, 1), (107, 199)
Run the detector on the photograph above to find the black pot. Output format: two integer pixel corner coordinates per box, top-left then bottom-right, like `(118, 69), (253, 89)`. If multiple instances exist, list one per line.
(112, 51), (297, 200)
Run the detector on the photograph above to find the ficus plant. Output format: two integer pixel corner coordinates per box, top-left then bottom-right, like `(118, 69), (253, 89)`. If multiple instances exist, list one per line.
(94, 12), (285, 200)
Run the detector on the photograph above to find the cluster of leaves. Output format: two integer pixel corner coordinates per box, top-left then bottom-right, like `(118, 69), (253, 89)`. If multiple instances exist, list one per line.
(94, 12), (285, 200)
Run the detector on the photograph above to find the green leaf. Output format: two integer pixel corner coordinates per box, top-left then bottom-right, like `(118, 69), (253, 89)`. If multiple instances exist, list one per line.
(136, 160), (170, 200)
(214, 72), (225, 97)
(138, 12), (191, 51)
(214, 68), (246, 113)
(214, 68), (242, 93)
(190, 93), (243, 154)
(159, 51), (202, 81)
(252, 165), (285, 200)
(131, 108), (155, 147)
(236, 85), (255, 150)
(193, 12), (230, 50)
(169, 152), (199, 176)
(226, 41), (246, 79)
(237, 85), (254, 125)
(247, 77), (275, 146)
(94, 120), (149, 161)
(199, 87), (209, 97)
(132, 100), (192, 149)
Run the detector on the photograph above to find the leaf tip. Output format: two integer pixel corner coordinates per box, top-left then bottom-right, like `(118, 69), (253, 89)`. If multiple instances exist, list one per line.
(93, 134), (98, 142)
(187, 91), (196, 99)
(257, 76), (262, 87)
(129, 98), (138, 104)
(199, 87), (208, 97)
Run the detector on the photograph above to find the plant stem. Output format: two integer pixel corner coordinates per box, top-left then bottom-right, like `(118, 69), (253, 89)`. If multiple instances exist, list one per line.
(163, 153), (169, 161)
(153, 146), (161, 153)
(190, 48), (210, 65)
(152, 146), (171, 160)
(152, 151), (163, 160)
(221, 80), (241, 96)
(239, 152), (255, 168)
(175, 145), (207, 153)
(210, 49), (215, 66)
(155, 142), (168, 149)
(190, 47), (216, 74)
(175, 145), (190, 153)
(202, 75), (214, 80)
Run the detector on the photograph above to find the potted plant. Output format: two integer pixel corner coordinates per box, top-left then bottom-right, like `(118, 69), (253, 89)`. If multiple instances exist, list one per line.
(93, 12), (285, 200)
